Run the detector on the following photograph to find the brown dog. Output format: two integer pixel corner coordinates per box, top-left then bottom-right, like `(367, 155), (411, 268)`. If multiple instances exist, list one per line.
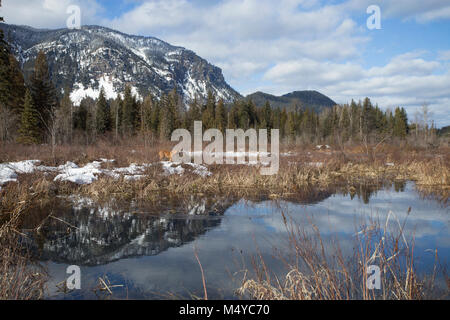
(159, 150), (175, 162)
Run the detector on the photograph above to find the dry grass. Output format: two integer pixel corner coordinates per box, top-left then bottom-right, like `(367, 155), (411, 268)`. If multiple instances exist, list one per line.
(0, 141), (448, 206)
(0, 137), (164, 167)
(0, 140), (447, 300)
(0, 185), (48, 300)
(75, 157), (448, 206)
(237, 211), (448, 300)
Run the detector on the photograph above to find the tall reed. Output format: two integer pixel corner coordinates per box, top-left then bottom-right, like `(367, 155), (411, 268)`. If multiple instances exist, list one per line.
(237, 210), (448, 300)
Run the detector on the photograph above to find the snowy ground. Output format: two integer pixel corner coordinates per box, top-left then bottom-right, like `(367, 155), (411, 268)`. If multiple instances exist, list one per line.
(0, 159), (212, 188)
(0, 152), (273, 188)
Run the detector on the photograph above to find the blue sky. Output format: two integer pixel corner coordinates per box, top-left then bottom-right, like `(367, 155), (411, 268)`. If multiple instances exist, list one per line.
(2, 0), (450, 127)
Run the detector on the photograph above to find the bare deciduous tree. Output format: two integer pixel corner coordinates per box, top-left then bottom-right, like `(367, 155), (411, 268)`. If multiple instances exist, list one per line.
(422, 103), (429, 144)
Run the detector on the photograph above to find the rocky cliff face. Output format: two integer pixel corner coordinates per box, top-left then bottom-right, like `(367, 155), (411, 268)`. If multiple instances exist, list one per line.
(1, 23), (241, 105)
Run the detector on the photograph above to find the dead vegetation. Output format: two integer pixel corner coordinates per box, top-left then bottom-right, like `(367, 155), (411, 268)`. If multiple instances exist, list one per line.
(0, 140), (447, 300)
(237, 211), (448, 300)
(0, 182), (48, 300)
(0, 141), (448, 207)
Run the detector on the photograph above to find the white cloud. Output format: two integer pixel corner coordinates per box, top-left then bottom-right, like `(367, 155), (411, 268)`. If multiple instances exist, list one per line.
(104, 0), (367, 88)
(262, 52), (450, 127)
(343, 0), (450, 23)
(1, 0), (101, 29)
(367, 52), (441, 77)
(264, 59), (364, 86)
(438, 50), (450, 61)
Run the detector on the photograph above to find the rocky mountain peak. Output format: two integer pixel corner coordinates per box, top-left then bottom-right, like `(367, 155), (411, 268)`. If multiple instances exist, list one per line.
(1, 23), (241, 105)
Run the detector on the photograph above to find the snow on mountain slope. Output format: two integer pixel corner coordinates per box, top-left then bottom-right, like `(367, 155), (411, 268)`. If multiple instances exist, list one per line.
(1, 24), (241, 105)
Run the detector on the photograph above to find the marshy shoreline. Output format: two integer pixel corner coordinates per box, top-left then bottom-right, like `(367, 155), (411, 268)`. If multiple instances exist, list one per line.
(0, 142), (448, 300)
(1, 142), (448, 205)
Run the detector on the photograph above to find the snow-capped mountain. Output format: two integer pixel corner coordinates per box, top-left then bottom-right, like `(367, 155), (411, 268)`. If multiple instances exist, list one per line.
(1, 23), (241, 105)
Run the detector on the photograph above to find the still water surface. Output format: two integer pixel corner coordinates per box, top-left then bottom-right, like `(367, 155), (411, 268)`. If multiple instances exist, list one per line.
(23, 181), (448, 299)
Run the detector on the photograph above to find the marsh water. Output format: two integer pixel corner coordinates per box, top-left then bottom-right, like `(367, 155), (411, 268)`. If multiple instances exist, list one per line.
(22, 181), (449, 299)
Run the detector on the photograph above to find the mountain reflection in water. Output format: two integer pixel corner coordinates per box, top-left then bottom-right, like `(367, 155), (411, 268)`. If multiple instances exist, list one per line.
(18, 181), (448, 299)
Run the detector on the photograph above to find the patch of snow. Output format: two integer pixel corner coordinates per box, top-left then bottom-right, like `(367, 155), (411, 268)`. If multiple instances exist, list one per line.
(70, 75), (136, 106)
(0, 166), (18, 186)
(37, 161), (79, 172)
(160, 161), (211, 177)
(0, 160), (41, 186)
(184, 163), (212, 177)
(124, 175), (145, 181)
(0, 157), (210, 187)
(4, 160), (41, 173)
(161, 161), (185, 175)
(54, 161), (103, 185)
(281, 152), (295, 156)
(306, 162), (324, 168)
(100, 158), (115, 163)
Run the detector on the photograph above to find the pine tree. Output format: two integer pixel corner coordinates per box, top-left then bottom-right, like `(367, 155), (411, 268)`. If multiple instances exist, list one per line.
(140, 94), (153, 146)
(121, 85), (138, 135)
(401, 107), (409, 135)
(340, 106), (351, 142)
(362, 97), (375, 137)
(238, 100), (257, 129)
(159, 94), (174, 140)
(227, 102), (239, 129)
(186, 97), (201, 132)
(349, 100), (359, 138)
(0, 24), (11, 109)
(58, 87), (73, 143)
(150, 98), (160, 135)
(393, 107), (408, 139)
(84, 97), (97, 143)
(386, 108), (394, 134)
(96, 87), (111, 134)
(321, 109), (333, 139)
(215, 98), (227, 132)
(202, 90), (216, 129)
(30, 50), (57, 141)
(286, 111), (296, 142)
(168, 88), (181, 129)
(272, 108), (281, 131)
(261, 101), (273, 130)
(74, 99), (88, 132)
(110, 96), (122, 140)
(17, 90), (40, 145)
(8, 55), (25, 113)
(140, 95), (153, 132)
(280, 109), (287, 138)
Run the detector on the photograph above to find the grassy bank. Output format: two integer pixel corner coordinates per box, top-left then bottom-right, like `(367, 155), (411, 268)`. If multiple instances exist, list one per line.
(0, 142), (448, 206)
(0, 183), (48, 300)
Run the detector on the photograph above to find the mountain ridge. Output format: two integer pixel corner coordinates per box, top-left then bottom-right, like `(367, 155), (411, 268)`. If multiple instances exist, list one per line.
(1, 23), (337, 111)
(0, 23), (241, 105)
(246, 90), (337, 111)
